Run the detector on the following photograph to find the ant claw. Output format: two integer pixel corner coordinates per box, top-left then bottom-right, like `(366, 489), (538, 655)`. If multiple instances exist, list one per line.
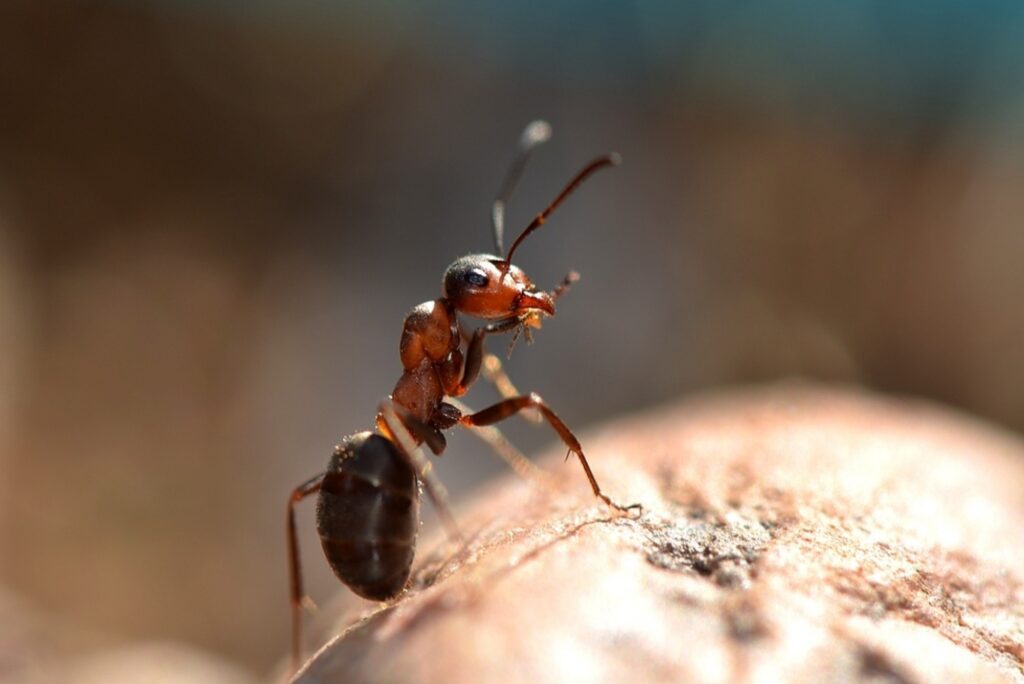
(598, 494), (644, 516)
(619, 502), (644, 517)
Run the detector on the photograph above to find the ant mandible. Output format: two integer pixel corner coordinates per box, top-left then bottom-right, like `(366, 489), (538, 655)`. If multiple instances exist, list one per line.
(285, 121), (640, 674)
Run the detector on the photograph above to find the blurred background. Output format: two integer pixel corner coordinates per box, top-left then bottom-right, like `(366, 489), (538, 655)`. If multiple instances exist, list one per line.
(1, 0), (1023, 680)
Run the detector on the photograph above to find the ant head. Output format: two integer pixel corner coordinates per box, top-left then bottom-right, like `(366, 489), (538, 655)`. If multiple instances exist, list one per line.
(443, 254), (554, 321)
(442, 122), (619, 324)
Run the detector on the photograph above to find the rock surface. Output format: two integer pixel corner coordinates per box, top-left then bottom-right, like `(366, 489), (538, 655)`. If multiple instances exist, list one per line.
(292, 384), (1024, 683)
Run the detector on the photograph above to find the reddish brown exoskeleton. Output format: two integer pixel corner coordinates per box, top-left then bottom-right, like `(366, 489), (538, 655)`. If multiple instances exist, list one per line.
(285, 121), (639, 675)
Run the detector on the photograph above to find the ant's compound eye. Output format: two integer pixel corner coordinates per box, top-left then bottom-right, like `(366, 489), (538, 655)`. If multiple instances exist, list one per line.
(464, 269), (489, 288)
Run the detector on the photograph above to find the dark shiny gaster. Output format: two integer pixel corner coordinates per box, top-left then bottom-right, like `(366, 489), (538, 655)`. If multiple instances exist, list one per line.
(316, 433), (418, 600)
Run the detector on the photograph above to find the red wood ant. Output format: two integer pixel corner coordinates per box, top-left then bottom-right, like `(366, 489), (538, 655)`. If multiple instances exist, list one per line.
(285, 121), (639, 674)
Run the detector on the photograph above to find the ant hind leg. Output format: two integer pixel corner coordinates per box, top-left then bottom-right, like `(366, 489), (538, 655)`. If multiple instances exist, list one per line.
(377, 401), (464, 544)
(287, 472), (325, 675)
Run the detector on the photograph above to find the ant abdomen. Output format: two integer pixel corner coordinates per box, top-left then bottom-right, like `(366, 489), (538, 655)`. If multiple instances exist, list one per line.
(315, 432), (420, 601)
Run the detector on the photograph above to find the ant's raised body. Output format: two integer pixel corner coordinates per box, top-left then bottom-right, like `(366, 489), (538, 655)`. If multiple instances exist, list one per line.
(286, 121), (638, 673)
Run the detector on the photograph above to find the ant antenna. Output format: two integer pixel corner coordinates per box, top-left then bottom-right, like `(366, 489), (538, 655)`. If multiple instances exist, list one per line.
(493, 120), (552, 255)
(505, 153), (620, 265)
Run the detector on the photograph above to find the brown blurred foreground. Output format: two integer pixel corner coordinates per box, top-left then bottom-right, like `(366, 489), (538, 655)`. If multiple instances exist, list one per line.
(294, 384), (1024, 683)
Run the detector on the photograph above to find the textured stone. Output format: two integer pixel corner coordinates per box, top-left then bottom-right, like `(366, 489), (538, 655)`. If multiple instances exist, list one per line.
(293, 384), (1024, 683)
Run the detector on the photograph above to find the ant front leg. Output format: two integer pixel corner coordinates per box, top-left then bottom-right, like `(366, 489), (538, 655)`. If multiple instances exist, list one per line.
(287, 472), (325, 674)
(456, 321), (515, 394)
(458, 393), (641, 513)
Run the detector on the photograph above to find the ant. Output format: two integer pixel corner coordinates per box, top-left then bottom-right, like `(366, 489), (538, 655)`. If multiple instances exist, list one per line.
(285, 121), (640, 674)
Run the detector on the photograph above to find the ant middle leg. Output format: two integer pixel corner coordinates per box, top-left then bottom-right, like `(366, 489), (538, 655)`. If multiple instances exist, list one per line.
(444, 397), (552, 488)
(458, 393), (641, 513)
